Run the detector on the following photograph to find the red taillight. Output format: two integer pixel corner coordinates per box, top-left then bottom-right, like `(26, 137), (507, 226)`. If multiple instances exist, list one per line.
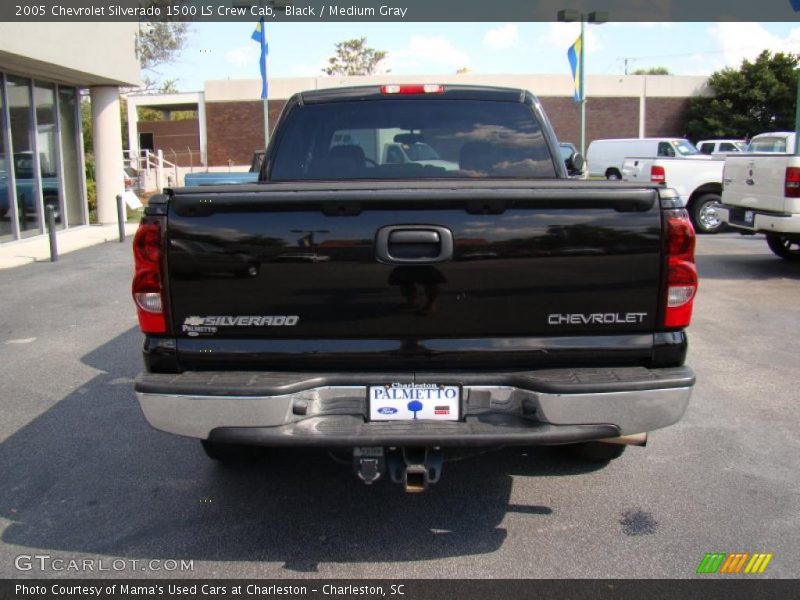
(651, 165), (666, 184)
(663, 210), (697, 328)
(380, 84), (444, 95)
(132, 220), (166, 334)
(785, 167), (800, 198)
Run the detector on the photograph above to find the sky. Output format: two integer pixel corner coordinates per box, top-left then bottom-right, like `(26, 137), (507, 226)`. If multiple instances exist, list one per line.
(155, 22), (800, 92)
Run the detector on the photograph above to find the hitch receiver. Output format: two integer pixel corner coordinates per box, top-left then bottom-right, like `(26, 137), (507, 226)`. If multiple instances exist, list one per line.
(388, 447), (444, 493)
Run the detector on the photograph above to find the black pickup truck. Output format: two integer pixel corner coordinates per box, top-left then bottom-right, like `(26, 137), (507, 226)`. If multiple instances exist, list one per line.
(132, 84), (697, 491)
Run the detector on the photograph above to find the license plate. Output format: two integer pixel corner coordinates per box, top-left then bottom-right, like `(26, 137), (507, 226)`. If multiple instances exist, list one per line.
(745, 210), (754, 224)
(368, 384), (461, 421)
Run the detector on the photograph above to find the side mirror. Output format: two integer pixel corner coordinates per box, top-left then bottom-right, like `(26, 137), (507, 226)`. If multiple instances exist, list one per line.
(569, 152), (585, 173)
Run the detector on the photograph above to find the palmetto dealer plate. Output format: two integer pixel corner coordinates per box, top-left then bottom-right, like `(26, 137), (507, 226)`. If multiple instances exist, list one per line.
(368, 384), (461, 421)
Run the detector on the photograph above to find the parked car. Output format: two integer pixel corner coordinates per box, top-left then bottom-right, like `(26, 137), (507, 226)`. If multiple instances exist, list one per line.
(745, 131), (796, 153)
(587, 138), (710, 180)
(715, 133), (800, 260)
(622, 156), (725, 233)
(132, 84), (697, 491)
(0, 152), (61, 222)
(183, 150), (265, 186)
(696, 139), (747, 155)
(559, 142), (586, 178)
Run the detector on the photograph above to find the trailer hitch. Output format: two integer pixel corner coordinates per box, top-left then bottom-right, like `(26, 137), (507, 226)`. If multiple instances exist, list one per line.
(387, 447), (443, 493)
(353, 447), (444, 491)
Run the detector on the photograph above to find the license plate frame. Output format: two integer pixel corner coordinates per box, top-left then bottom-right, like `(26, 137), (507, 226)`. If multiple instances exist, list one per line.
(367, 384), (461, 421)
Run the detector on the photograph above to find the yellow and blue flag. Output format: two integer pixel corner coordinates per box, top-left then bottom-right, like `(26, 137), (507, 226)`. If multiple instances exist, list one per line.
(567, 35), (582, 103)
(251, 18), (268, 100)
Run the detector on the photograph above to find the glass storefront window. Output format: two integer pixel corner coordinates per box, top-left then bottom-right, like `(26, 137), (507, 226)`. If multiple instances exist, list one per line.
(6, 75), (41, 238)
(0, 76), (12, 242)
(58, 86), (84, 227)
(34, 81), (63, 230)
(0, 74), (86, 242)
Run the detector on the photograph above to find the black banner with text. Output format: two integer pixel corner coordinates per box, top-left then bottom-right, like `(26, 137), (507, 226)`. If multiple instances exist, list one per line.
(2, 579), (800, 600)
(2, 0), (800, 23)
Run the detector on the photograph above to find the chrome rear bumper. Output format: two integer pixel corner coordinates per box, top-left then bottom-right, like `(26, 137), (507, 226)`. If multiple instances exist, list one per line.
(136, 367), (693, 445)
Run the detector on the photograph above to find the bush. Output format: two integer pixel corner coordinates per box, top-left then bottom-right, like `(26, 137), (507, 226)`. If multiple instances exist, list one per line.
(86, 179), (97, 224)
(85, 153), (97, 223)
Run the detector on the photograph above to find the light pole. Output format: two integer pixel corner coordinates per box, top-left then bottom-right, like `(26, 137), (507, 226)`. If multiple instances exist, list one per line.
(557, 10), (608, 157)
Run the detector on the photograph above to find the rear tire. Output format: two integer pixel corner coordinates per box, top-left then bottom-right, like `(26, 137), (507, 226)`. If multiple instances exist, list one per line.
(606, 169), (622, 181)
(691, 193), (724, 234)
(201, 440), (266, 463)
(561, 442), (626, 463)
(766, 234), (800, 261)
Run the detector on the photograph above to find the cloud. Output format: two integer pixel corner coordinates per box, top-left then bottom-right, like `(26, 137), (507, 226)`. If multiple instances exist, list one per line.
(225, 45), (259, 68)
(708, 23), (800, 69)
(538, 22), (604, 53)
(385, 35), (470, 72)
(483, 24), (519, 50)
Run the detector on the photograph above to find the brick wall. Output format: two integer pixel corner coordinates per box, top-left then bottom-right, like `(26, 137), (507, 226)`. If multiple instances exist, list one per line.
(205, 100), (286, 166)
(542, 96), (641, 147)
(203, 96), (694, 166)
(645, 98), (691, 138)
(540, 97), (581, 145)
(138, 119), (200, 167)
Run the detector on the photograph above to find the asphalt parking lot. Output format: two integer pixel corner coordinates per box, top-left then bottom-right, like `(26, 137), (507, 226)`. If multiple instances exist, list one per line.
(0, 232), (798, 579)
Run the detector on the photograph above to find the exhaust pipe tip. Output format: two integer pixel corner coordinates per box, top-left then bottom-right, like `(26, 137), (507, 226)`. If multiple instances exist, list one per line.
(600, 432), (648, 446)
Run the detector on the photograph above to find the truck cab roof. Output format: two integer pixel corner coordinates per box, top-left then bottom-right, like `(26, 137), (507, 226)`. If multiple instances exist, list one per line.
(298, 84), (528, 105)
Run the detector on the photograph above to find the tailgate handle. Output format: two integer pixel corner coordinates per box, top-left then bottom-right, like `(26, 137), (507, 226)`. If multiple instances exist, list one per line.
(376, 225), (453, 264)
(390, 230), (440, 244)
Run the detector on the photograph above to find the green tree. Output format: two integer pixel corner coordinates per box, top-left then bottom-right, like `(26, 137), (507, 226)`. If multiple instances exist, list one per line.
(323, 38), (388, 76)
(137, 22), (190, 91)
(686, 50), (799, 141)
(633, 66), (671, 75)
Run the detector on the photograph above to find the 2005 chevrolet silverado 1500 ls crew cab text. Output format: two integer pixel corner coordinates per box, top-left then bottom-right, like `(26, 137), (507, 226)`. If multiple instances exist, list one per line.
(132, 85), (697, 491)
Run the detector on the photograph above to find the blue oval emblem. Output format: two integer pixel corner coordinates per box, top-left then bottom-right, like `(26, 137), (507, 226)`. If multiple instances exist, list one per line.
(377, 407), (398, 415)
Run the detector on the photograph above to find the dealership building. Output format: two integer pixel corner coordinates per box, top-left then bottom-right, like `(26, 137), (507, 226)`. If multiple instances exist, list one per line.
(0, 22), (139, 245)
(129, 73), (711, 169)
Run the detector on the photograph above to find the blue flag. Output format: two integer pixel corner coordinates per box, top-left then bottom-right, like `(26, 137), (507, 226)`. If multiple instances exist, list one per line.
(567, 35), (582, 103)
(251, 19), (268, 100)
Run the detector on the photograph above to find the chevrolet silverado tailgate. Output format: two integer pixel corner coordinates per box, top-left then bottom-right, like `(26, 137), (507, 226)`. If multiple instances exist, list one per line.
(164, 181), (664, 368)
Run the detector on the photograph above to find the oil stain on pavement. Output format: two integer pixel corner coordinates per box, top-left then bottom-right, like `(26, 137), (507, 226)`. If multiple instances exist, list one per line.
(620, 509), (658, 536)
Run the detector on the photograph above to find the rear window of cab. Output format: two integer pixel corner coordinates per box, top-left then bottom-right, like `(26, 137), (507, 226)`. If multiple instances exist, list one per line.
(270, 99), (557, 181)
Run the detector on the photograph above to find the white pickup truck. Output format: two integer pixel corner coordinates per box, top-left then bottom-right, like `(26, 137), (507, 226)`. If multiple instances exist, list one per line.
(716, 132), (800, 260)
(622, 156), (724, 233)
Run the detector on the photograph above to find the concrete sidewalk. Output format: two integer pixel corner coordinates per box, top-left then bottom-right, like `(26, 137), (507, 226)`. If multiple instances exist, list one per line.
(0, 223), (138, 269)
